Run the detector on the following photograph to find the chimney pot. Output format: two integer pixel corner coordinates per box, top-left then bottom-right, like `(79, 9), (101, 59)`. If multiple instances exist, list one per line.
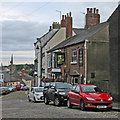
(62, 15), (64, 20)
(87, 8), (89, 13)
(65, 15), (66, 19)
(69, 12), (71, 17)
(94, 8), (96, 14)
(96, 9), (99, 14)
(67, 13), (69, 17)
(90, 8), (92, 13)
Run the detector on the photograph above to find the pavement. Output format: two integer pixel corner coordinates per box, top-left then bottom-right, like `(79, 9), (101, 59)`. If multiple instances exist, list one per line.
(112, 102), (120, 111)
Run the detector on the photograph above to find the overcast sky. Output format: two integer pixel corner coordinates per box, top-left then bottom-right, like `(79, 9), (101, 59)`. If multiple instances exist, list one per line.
(0, 0), (119, 65)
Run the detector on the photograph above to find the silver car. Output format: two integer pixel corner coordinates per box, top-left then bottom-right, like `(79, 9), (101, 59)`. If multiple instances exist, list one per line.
(28, 87), (44, 102)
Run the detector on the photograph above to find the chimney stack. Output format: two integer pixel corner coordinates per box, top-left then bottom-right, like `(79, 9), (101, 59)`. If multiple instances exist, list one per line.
(85, 8), (100, 30)
(66, 12), (72, 39)
(61, 12), (72, 39)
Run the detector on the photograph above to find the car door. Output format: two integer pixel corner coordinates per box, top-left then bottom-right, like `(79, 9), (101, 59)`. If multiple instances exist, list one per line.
(30, 88), (34, 101)
(74, 85), (81, 105)
(69, 85), (77, 104)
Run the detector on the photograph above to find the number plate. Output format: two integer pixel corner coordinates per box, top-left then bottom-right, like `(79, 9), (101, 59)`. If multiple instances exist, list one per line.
(97, 106), (107, 108)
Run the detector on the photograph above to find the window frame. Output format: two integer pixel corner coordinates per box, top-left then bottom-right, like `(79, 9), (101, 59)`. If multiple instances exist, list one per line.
(71, 49), (77, 63)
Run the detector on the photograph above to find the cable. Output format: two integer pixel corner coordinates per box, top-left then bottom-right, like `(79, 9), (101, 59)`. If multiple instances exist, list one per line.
(1, 0), (26, 14)
(2, 1), (50, 28)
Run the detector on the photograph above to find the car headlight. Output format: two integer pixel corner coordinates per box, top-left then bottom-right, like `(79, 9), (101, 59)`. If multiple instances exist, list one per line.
(86, 97), (95, 101)
(59, 92), (65, 95)
(108, 97), (112, 101)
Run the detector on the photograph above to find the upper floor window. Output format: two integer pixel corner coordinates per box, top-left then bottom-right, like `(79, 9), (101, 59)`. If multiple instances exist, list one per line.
(72, 50), (77, 63)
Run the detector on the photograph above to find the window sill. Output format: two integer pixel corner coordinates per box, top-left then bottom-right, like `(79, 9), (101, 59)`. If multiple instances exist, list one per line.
(71, 62), (77, 65)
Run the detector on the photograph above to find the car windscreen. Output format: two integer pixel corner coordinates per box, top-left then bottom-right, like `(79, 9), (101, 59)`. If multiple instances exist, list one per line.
(35, 88), (43, 92)
(81, 85), (104, 93)
(56, 83), (72, 89)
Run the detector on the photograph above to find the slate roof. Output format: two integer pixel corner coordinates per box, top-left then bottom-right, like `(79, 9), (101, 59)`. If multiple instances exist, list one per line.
(22, 73), (34, 81)
(48, 22), (108, 53)
(3, 71), (20, 83)
(72, 28), (85, 35)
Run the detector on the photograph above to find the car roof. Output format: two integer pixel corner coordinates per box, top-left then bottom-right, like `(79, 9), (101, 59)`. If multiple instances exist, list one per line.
(79, 84), (96, 86)
(32, 87), (44, 89)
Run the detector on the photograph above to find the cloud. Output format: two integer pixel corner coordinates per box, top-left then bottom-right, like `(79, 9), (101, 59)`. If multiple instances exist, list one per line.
(2, 20), (49, 51)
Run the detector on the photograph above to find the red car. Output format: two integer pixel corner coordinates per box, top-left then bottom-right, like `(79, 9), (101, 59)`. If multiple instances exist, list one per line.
(67, 84), (113, 110)
(15, 85), (21, 90)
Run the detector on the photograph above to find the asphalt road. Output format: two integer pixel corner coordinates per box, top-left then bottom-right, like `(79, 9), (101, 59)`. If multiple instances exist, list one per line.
(1, 91), (119, 119)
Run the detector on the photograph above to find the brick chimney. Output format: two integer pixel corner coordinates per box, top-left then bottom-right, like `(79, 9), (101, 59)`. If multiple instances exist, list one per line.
(66, 12), (72, 39)
(52, 22), (61, 29)
(85, 8), (100, 30)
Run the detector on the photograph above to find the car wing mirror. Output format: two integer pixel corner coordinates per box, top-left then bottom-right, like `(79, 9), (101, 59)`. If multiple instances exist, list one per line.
(51, 86), (55, 89)
(75, 91), (79, 94)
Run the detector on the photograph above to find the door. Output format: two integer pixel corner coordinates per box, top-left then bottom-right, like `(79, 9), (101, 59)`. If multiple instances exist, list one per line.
(69, 86), (76, 104)
(74, 85), (81, 105)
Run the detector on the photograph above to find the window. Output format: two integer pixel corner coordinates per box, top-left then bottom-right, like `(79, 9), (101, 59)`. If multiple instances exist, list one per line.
(72, 50), (77, 63)
(79, 48), (83, 66)
(71, 86), (76, 92)
(91, 73), (95, 78)
(75, 86), (80, 93)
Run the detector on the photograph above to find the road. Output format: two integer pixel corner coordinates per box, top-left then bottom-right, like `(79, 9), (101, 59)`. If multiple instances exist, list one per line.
(1, 91), (119, 119)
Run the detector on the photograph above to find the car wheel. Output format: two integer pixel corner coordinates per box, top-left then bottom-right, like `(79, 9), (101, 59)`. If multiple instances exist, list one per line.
(67, 98), (72, 108)
(107, 107), (112, 111)
(80, 99), (85, 111)
(34, 97), (36, 103)
(54, 97), (60, 106)
(28, 96), (31, 102)
(44, 96), (49, 104)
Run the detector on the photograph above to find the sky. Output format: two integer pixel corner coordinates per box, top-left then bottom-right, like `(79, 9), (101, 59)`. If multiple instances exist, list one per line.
(0, 0), (119, 66)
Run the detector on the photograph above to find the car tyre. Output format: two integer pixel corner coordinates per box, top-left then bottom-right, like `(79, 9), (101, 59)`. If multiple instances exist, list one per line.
(80, 99), (85, 111)
(54, 97), (60, 106)
(28, 96), (31, 102)
(67, 98), (72, 108)
(34, 97), (36, 103)
(107, 107), (112, 111)
(44, 96), (49, 104)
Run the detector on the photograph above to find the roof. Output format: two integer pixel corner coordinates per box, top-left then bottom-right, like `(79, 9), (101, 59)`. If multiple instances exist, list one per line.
(70, 70), (80, 76)
(35, 29), (59, 48)
(72, 28), (85, 35)
(3, 71), (20, 83)
(48, 22), (108, 53)
(22, 73), (34, 81)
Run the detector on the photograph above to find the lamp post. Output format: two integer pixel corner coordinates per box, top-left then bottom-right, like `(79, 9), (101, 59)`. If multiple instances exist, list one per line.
(37, 38), (42, 87)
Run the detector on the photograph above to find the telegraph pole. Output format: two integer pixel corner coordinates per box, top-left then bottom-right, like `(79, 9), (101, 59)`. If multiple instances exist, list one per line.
(56, 10), (61, 23)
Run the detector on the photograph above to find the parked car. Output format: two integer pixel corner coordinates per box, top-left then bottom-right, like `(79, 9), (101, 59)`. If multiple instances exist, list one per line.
(0, 87), (9, 95)
(7, 85), (15, 92)
(67, 84), (113, 110)
(15, 84), (21, 90)
(28, 87), (44, 102)
(23, 86), (29, 91)
(44, 82), (72, 106)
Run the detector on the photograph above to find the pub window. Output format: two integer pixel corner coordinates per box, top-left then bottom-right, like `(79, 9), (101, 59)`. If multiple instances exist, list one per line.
(79, 48), (83, 66)
(72, 50), (77, 62)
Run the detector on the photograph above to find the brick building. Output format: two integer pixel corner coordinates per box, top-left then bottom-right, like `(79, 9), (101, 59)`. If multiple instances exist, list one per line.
(48, 22), (109, 91)
(47, 6), (119, 101)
